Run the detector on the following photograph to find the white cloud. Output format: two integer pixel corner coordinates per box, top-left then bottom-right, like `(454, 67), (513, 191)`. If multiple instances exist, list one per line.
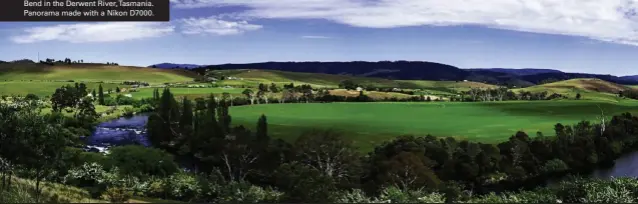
(301, 35), (332, 39)
(178, 16), (263, 35)
(169, 0), (638, 45)
(11, 22), (174, 43)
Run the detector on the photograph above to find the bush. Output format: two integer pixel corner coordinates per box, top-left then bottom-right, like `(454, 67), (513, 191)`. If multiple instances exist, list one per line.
(216, 181), (284, 203)
(165, 172), (201, 201)
(334, 186), (445, 203)
(107, 146), (179, 179)
(63, 162), (117, 198)
(24, 94), (39, 101)
(101, 187), (132, 202)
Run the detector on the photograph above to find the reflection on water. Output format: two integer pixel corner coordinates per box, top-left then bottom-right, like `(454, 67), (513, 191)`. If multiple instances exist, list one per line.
(84, 114), (150, 153)
(591, 151), (638, 179)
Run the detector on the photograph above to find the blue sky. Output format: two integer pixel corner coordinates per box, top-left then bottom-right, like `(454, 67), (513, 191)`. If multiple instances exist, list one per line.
(2, 0), (638, 75)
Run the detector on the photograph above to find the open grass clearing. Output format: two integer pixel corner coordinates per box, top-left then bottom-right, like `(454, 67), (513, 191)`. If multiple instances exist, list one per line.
(230, 100), (638, 151)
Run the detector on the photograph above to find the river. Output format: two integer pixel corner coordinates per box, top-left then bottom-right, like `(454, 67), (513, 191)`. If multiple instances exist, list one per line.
(590, 151), (638, 179)
(85, 114), (638, 179)
(83, 114), (151, 153)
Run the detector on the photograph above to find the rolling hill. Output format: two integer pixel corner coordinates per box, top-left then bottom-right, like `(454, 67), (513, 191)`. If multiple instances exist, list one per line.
(514, 78), (634, 102)
(187, 61), (638, 86)
(150, 63), (205, 69)
(0, 63), (199, 83)
(195, 61), (469, 81)
(0, 62), (200, 96)
(468, 68), (563, 76)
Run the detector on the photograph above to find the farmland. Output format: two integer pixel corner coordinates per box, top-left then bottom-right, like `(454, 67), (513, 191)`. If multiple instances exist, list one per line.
(0, 81), (129, 97)
(514, 78), (633, 102)
(0, 64), (198, 84)
(230, 100), (638, 151)
(130, 87), (245, 99)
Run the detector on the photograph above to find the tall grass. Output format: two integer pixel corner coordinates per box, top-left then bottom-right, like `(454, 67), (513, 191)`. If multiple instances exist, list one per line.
(0, 177), (105, 203)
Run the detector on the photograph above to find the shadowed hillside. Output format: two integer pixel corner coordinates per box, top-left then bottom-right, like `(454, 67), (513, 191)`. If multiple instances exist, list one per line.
(195, 61), (469, 81)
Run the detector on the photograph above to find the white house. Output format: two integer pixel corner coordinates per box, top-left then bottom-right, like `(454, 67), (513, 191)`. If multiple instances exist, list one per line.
(356, 87), (364, 92)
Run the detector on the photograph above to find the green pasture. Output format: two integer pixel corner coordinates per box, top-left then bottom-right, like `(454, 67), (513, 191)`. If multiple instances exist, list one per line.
(131, 87), (246, 99)
(0, 65), (196, 84)
(396, 80), (498, 92)
(0, 81), (129, 97)
(230, 100), (638, 151)
(215, 69), (402, 88)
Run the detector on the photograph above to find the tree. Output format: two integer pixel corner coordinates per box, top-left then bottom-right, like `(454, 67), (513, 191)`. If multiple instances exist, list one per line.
(179, 97), (194, 143)
(426, 96), (432, 102)
(256, 114), (268, 142)
(98, 84), (105, 105)
(576, 93), (582, 100)
(242, 89), (256, 105)
(50, 83), (89, 114)
(270, 83), (280, 94)
(2, 101), (66, 202)
(339, 80), (357, 90)
(293, 130), (361, 185)
(92, 89), (97, 98)
(378, 152), (441, 191)
(258, 83), (269, 104)
(76, 96), (99, 123)
(274, 162), (337, 203)
(116, 87), (121, 93)
(222, 92), (233, 106)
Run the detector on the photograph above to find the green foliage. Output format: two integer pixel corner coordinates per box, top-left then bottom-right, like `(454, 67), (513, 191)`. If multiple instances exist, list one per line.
(275, 162), (337, 202)
(540, 159), (569, 174)
(164, 172), (201, 201)
(98, 84), (105, 105)
(335, 186), (445, 203)
(107, 146), (179, 179)
(216, 181), (284, 203)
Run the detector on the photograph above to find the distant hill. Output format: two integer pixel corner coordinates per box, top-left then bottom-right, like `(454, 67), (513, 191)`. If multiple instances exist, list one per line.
(150, 63), (205, 69)
(520, 72), (638, 85)
(621, 75), (638, 81)
(196, 61), (469, 81)
(172, 61), (638, 86)
(468, 68), (563, 76)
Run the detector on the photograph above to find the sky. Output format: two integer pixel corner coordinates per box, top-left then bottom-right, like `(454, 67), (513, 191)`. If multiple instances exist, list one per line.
(1, 0), (638, 75)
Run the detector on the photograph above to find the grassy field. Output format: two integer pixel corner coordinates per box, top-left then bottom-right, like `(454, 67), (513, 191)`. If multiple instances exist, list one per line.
(2, 176), (105, 203)
(514, 78), (633, 102)
(396, 80), (498, 91)
(0, 81), (129, 97)
(214, 69), (401, 88)
(329, 89), (444, 100)
(230, 100), (638, 151)
(131, 87), (246, 99)
(0, 64), (197, 84)
(0, 64), (198, 97)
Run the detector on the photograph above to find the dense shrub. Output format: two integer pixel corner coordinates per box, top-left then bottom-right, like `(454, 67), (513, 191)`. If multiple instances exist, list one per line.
(100, 187), (132, 202)
(106, 146), (179, 179)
